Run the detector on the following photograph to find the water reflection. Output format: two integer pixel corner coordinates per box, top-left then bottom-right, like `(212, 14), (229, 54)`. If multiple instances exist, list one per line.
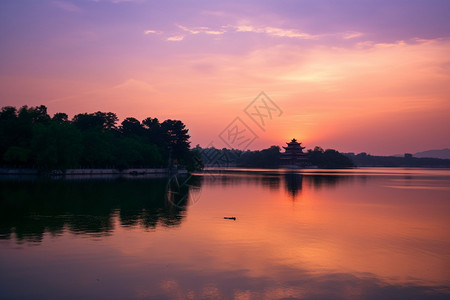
(306, 174), (355, 190)
(284, 172), (303, 198)
(0, 172), (355, 242)
(201, 173), (281, 189)
(0, 176), (201, 243)
(0, 169), (449, 299)
(201, 170), (352, 200)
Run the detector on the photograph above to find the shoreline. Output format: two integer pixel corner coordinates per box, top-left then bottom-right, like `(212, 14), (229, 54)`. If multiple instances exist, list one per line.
(0, 168), (188, 176)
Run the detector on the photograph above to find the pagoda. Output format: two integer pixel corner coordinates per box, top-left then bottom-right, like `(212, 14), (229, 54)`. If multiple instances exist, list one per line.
(280, 138), (308, 167)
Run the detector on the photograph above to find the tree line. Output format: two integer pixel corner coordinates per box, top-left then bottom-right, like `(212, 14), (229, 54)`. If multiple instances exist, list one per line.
(0, 105), (201, 171)
(195, 145), (354, 168)
(345, 152), (450, 167)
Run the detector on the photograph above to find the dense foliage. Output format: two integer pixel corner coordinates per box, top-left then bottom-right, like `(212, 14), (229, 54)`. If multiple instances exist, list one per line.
(0, 105), (201, 171)
(307, 146), (354, 168)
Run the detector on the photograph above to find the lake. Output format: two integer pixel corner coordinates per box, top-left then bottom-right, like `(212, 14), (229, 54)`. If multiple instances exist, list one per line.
(0, 168), (449, 299)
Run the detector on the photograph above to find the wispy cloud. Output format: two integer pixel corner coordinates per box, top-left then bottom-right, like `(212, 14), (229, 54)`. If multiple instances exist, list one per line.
(53, 1), (82, 12)
(146, 23), (369, 43)
(146, 23), (315, 42)
(177, 25), (201, 35)
(234, 25), (316, 39)
(204, 30), (225, 35)
(177, 24), (226, 35)
(166, 35), (184, 41)
(144, 25), (227, 41)
(343, 32), (363, 40)
(264, 27), (316, 39)
(144, 29), (161, 35)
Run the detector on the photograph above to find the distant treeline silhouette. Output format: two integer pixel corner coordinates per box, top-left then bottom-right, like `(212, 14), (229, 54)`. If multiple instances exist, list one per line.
(0, 105), (202, 171)
(195, 145), (354, 168)
(345, 152), (450, 168)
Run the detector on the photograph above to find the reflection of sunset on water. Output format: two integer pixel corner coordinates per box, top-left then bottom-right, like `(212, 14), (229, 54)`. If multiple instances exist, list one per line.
(2, 169), (447, 298)
(180, 172), (449, 286)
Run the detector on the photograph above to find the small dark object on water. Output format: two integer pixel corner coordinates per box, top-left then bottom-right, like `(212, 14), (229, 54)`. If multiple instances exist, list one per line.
(224, 217), (236, 220)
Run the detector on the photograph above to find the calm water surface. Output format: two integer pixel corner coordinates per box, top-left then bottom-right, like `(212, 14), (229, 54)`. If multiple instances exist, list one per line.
(0, 168), (449, 299)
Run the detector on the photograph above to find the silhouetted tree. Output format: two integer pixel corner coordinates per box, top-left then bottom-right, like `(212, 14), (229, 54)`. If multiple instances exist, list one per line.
(32, 121), (83, 170)
(161, 119), (190, 163)
(120, 117), (144, 136)
(308, 148), (354, 168)
(236, 146), (281, 168)
(0, 106), (17, 121)
(104, 112), (119, 130)
(142, 117), (165, 147)
(52, 112), (69, 123)
(72, 113), (105, 131)
(0, 106), (19, 160)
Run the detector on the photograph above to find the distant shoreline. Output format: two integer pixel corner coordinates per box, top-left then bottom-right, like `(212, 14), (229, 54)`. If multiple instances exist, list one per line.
(0, 168), (188, 176)
(2, 164), (450, 177)
(2, 164), (450, 180)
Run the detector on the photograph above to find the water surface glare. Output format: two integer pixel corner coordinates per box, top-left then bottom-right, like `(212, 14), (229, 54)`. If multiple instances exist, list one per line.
(0, 168), (449, 299)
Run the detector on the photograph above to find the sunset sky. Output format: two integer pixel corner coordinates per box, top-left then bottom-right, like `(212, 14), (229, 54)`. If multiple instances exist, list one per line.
(1, 0), (449, 155)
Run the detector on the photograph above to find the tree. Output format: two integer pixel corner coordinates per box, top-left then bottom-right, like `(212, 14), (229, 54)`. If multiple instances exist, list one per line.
(79, 130), (114, 168)
(314, 146), (324, 153)
(104, 112), (119, 130)
(0, 106), (17, 121)
(184, 149), (204, 171)
(308, 148), (354, 168)
(120, 117), (144, 136)
(32, 122), (83, 170)
(0, 106), (19, 159)
(72, 113), (105, 131)
(3, 146), (32, 167)
(72, 111), (118, 131)
(161, 119), (190, 162)
(18, 105), (50, 124)
(52, 113), (69, 123)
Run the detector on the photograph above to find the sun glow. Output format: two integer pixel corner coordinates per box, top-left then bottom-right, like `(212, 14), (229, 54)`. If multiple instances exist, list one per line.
(0, 2), (449, 154)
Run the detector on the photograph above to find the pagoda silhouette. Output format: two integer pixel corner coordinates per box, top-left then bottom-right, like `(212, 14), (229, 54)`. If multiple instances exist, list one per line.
(280, 138), (309, 168)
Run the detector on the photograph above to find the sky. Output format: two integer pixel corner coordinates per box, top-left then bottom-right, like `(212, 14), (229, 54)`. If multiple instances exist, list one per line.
(0, 0), (449, 155)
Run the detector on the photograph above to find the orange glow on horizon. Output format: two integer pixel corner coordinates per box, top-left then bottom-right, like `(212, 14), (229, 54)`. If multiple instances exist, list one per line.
(1, 30), (449, 154)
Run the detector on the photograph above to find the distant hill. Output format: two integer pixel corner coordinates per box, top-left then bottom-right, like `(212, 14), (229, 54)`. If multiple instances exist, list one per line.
(414, 149), (450, 159)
